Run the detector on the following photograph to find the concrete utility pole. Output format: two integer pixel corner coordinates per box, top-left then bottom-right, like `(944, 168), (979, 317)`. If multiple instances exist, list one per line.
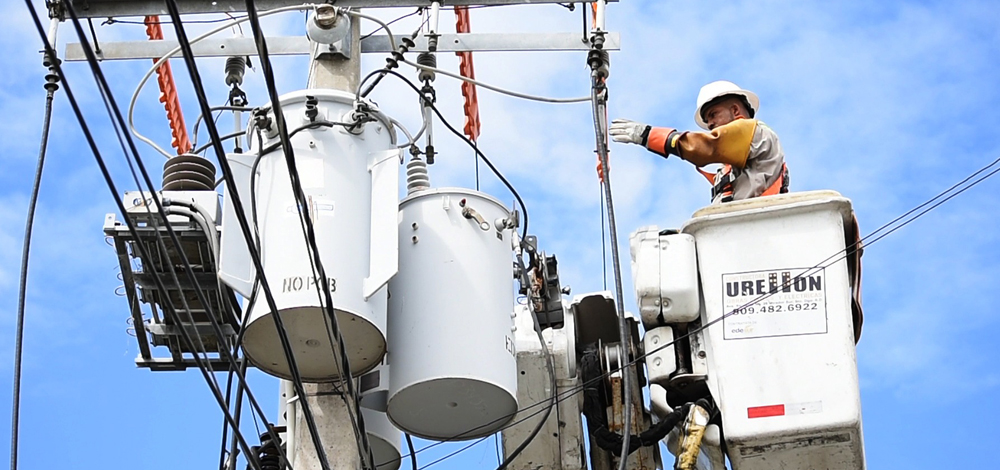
(288, 8), (365, 470)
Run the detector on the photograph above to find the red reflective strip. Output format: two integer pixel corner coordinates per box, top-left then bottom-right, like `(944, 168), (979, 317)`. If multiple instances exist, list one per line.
(747, 404), (785, 419)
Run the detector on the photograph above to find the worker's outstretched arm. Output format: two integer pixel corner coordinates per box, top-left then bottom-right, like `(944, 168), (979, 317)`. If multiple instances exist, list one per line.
(611, 118), (758, 168)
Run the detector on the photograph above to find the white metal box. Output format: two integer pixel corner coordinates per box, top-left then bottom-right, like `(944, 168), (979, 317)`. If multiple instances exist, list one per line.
(629, 228), (700, 327)
(681, 191), (865, 470)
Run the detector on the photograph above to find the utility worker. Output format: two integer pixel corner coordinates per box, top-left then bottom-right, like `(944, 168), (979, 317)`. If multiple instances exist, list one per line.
(609, 80), (789, 203)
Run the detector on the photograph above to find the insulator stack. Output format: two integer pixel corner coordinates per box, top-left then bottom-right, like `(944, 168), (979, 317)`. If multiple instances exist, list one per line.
(162, 154), (216, 191)
(250, 431), (283, 470)
(225, 56), (247, 87)
(416, 52), (437, 82)
(405, 157), (430, 195)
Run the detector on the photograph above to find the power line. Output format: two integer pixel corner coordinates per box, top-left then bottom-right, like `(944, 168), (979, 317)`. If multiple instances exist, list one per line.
(60, 3), (305, 468)
(158, 0), (334, 466)
(22, 5), (272, 470)
(360, 69), (530, 241)
(10, 27), (60, 470)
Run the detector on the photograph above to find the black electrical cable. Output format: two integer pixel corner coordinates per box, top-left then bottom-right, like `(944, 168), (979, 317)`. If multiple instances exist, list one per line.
(103, 16), (247, 25)
(159, 0), (329, 465)
(10, 46), (59, 470)
(194, 130), (246, 155)
(405, 434), (418, 470)
(245, 7), (372, 461)
(359, 8), (422, 41)
(242, 0), (372, 467)
(192, 105), (254, 148)
(588, 77), (633, 470)
(63, 3), (298, 468)
(24, 6), (268, 469)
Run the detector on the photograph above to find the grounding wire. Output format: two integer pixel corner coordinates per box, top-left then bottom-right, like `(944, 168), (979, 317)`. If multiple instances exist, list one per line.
(160, 0), (339, 468)
(127, 3), (317, 159)
(390, 146), (1000, 468)
(24, 5), (268, 469)
(366, 69), (529, 241)
(242, 0), (374, 467)
(10, 20), (59, 470)
(589, 79), (632, 470)
(401, 59), (591, 104)
(62, 4), (296, 468)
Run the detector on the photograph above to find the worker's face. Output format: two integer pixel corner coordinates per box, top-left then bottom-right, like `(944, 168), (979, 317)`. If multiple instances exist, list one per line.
(703, 99), (743, 130)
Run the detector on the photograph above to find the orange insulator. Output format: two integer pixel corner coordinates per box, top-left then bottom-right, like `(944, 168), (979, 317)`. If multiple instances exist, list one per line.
(144, 16), (192, 155)
(454, 6), (480, 142)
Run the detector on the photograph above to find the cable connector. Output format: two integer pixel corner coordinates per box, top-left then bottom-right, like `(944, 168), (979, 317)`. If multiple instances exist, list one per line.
(304, 95), (319, 123)
(588, 34), (610, 80)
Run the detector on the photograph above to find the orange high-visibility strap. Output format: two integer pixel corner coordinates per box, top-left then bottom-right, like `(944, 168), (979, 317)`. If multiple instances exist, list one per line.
(696, 167), (717, 185)
(145, 16), (191, 155)
(760, 163), (788, 196)
(454, 7), (481, 142)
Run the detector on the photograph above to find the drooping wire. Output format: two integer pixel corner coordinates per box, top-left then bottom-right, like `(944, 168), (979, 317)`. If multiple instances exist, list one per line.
(242, 1), (373, 467)
(360, 8), (422, 41)
(10, 25), (59, 470)
(22, 5), (268, 470)
(360, 69), (529, 241)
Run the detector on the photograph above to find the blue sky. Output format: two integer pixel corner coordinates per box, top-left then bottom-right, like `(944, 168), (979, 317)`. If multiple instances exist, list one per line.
(2, 0), (1000, 469)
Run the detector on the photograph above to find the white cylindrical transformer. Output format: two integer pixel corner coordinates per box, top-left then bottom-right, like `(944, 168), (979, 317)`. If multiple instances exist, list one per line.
(363, 407), (402, 470)
(386, 188), (518, 440)
(241, 89), (396, 381)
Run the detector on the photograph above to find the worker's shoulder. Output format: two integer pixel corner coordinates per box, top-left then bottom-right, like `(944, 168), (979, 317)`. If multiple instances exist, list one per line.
(752, 119), (777, 133)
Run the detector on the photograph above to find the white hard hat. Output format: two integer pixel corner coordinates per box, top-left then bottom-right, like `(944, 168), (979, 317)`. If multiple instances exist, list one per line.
(694, 80), (760, 130)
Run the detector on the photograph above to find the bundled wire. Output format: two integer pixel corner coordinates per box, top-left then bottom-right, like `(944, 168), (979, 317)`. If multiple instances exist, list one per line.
(10, 21), (59, 470)
(22, 5), (275, 470)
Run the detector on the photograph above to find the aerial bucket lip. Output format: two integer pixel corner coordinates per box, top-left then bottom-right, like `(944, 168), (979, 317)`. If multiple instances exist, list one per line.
(242, 305), (386, 382)
(386, 376), (518, 441)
